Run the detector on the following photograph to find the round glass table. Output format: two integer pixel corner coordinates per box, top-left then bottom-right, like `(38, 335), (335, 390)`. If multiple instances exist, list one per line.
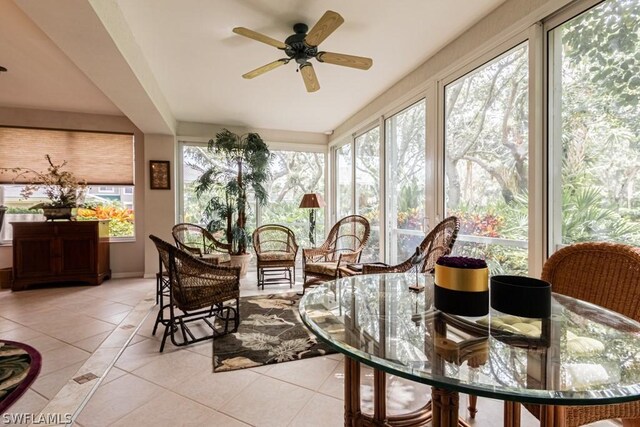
(299, 273), (640, 427)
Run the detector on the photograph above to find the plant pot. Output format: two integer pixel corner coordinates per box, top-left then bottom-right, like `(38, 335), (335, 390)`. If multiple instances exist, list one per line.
(42, 207), (73, 221)
(230, 253), (252, 278)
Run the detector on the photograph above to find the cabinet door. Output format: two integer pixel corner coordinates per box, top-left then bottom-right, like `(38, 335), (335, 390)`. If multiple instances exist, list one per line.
(13, 237), (57, 278)
(59, 235), (96, 275)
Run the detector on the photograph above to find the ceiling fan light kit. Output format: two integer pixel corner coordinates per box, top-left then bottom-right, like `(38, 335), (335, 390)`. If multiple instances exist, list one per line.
(233, 10), (373, 93)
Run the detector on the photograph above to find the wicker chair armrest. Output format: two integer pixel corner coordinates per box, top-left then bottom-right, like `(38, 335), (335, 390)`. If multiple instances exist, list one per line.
(303, 247), (329, 262)
(336, 251), (360, 267)
(179, 244), (203, 257)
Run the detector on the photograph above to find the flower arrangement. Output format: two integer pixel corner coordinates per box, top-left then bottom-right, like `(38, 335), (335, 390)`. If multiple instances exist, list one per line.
(436, 256), (487, 269)
(0, 155), (87, 209)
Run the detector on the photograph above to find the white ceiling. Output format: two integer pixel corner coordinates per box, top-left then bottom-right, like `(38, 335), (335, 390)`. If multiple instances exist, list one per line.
(0, 1), (121, 116)
(1, 0), (506, 135)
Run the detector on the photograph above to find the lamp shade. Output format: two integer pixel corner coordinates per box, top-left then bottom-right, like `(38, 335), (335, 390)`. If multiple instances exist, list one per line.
(299, 193), (325, 209)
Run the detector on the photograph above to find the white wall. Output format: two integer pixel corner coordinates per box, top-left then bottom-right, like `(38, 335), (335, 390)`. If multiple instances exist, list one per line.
(143, 133), (176, 277)
(0, 107), (146, 277)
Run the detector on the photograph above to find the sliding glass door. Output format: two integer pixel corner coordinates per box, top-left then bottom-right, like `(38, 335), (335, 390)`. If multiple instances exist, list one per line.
(355, 127), (381, 262)
(444, 42), (529, 275)
(385, 100), (426, 264)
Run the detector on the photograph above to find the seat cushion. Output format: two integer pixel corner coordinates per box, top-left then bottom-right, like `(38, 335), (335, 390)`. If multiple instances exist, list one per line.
(201, 253), (231, 264)
(259, 252), (295, 262)
(305, 261), (339, 277)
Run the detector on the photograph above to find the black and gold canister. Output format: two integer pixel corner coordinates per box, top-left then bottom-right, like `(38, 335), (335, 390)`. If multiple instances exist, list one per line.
(434, 257), (489, 316)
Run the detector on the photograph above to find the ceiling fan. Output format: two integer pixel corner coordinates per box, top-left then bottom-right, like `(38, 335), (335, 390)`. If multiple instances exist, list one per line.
(233, 10), (373, 93)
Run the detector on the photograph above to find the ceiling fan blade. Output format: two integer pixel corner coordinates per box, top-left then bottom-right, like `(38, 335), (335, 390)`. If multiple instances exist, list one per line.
(317, 52), (373, 70)
(242, 59), (289, 79)
(233, 27), (287, 49)
(300, 63), (320, 92)
(304, 10), (344, 47)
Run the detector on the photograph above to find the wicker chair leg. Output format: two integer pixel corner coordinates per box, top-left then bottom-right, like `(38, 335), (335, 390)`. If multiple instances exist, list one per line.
(160, 323), (171, 352)
(468, 395), (478, 418)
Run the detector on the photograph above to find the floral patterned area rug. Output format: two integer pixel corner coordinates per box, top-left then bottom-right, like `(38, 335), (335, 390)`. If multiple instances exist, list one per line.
(0, 340), (42, 413)
(213, 292), (336, 372)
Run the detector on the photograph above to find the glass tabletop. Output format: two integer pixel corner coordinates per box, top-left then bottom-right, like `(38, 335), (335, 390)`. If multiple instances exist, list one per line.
(299, 273), (640, 405)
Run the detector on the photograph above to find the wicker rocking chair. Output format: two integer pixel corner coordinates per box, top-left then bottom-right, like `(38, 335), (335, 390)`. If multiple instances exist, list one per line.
(302, 214), (370, 294)
(172, 223), (231, 265)
(521, 242), (640, 427)
(362, 216), (460, 275)
(149, 235), (241, 352)
(252, 224), (299, 289)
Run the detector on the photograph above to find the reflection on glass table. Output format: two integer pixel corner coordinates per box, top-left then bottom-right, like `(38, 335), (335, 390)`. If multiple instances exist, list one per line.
(299, 273), (640, 427)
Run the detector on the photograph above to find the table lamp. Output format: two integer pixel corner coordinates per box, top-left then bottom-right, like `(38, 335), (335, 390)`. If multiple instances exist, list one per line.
(299, 193), (325, 246)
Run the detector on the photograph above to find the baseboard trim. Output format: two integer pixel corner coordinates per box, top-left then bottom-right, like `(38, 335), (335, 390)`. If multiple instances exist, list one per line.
(111, 272), (145, 279)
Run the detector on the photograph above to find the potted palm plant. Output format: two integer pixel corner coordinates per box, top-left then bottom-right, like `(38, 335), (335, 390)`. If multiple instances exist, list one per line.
(195, 129), (270, 277)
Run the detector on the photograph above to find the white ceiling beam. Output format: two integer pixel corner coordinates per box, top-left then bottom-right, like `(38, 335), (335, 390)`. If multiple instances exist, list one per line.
(15, 0), (176, 135)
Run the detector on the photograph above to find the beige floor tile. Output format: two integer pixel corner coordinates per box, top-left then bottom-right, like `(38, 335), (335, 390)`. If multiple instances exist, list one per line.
(113, 338), (167, 372)
(31, 361), (85, 400)
(102, 367), (127, 385)
(14, 333), (68, 353)
(114, 390), (249, 427)
(43, 318), (115, 344)
(101, 311), (130, 325)
(173, 368), (261, 410)
(318, 360), (344, 399)
(2, 389), (49, 420)
(264, 356), (340, 391)
(1, 325), (45, 341)
(288, 392), (343, 427)
(0, 317), (22, 333)
(219, 375), (314, 427)
(39, 343), (91, 377)
(75, 374), (164, 427)
(132, 348), (212, 389)
(71, 331), (111, 352)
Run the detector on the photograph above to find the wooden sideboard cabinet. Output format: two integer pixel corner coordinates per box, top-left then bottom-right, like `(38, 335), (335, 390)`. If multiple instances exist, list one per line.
(11, 220), (111, 291)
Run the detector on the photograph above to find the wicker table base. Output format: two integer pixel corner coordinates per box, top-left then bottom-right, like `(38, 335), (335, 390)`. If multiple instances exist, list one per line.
(343, 357), (471, 427)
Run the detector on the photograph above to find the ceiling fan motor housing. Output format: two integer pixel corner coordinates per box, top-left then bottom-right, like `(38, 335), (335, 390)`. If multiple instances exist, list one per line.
(285, 23), (318, 65)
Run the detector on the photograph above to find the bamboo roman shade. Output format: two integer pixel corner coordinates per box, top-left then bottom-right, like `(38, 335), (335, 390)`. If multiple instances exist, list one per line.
(0, 127), (134, 185)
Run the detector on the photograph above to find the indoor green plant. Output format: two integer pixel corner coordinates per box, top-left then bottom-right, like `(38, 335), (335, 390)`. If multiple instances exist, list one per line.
(0, 155), (87, 220)
(195, 129), (270, 275)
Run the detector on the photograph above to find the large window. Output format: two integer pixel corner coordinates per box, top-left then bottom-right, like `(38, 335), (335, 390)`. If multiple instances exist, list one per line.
(385, 100), (426, 264)
(444, 42), (529, 275)
(336, 144), (353, 219)
(262, 150), (325, 248)
(181, 143), (324, 249)
(0, 127), (135, 242)
(549, 0), (640, 249)
(355, 128), (381, 262)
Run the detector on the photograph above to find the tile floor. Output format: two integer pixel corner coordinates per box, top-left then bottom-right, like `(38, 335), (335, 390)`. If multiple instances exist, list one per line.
(0, 267), (620, 426)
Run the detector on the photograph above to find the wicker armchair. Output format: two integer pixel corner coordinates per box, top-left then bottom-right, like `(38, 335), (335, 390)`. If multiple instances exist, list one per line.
(172, 223), (231, 265)
(149, 235), (241, 352)
(523, 242), (640, 426)
(302, 215), (370, 293)
(362, 216), (459, 275)
(252, 224), (298, 289)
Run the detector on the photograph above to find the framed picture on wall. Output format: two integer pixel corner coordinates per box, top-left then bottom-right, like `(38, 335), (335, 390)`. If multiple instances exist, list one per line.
(149, 160), (170, 190)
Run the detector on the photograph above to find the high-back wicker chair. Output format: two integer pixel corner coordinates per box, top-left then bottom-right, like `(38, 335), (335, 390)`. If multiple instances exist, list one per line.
(252, 224), (299, 289)
(524, 242), (640, 426)
(302, 215), (370, 293)
(362, 216), (459, 275)
(172, 223), (231, 265)
(149, 235), (241, 352)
